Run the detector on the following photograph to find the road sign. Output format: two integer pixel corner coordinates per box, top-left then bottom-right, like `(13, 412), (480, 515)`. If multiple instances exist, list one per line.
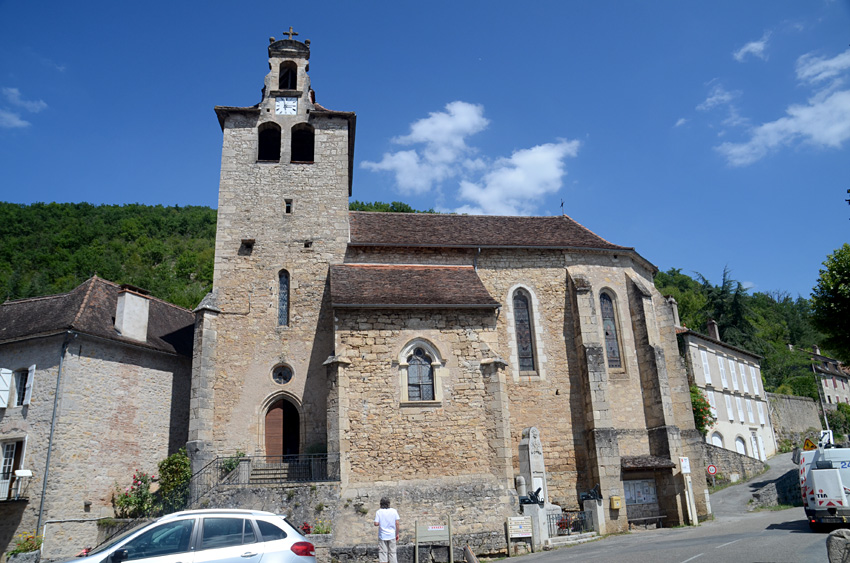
(804, 438), (817, 451)
(707, 464), (717, 476)
(680, 456), (691, 474)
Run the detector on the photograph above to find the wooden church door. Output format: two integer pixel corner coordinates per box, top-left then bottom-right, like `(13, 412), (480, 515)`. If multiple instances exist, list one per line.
(265, 399), (300, 457)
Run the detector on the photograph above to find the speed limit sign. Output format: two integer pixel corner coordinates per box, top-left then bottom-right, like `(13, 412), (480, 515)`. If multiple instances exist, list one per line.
(707, 464), (717, 475)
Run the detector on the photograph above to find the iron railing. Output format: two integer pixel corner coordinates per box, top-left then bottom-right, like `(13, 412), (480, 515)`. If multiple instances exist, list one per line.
(189, 453), (340, 506)
(547, 510), (592, 536)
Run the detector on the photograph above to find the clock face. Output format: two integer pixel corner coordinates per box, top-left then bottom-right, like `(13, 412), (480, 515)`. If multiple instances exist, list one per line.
(275, 97), (297, 115)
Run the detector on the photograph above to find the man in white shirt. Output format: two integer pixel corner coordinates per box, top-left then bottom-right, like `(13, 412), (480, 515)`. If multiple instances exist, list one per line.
(374, 497), (400, 563)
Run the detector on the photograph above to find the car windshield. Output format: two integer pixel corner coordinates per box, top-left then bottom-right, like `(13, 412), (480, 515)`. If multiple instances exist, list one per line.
(86, 521), (152, 556)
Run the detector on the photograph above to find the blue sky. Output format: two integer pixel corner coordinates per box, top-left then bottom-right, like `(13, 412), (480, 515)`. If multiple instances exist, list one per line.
(1, 1), (849, 299)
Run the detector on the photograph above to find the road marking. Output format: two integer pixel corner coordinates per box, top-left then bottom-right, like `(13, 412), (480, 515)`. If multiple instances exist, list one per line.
(716, 538), (743, 548)
(680, 555), (704, 562)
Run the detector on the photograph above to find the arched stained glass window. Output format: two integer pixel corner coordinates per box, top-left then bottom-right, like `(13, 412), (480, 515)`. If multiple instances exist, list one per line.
(407, 347), (434, 401)
(600, 292), (622, 369)
(513, 290), (536, 372)
(278, 270), (290, 326)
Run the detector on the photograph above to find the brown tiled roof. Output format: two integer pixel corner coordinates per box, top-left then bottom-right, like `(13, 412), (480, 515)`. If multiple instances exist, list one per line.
(0, 277), (195, 356)
(621, 455), (677, 471)
(349, 212), (632, 251)
(330, 264), (499, 308)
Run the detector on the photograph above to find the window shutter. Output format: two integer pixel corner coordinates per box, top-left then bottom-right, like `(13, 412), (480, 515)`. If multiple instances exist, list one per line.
(700, 350), (712, 385)
(736, 397), (746, 422)
(718, 357), (728, 388)
(757, 401), (766, 425)
(0, 369), (11, 408)
(750, 366), (760, 396)
(729, 360), (739, 391)
(746, 400), (755, 423)
(725, 395), (734, 422)
(707, 391), (718, 417)
(740, 363), (749, 393)
(23, 364), (35, 405)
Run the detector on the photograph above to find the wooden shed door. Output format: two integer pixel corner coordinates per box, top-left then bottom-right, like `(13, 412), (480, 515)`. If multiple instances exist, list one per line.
(265, 399), (300, 456)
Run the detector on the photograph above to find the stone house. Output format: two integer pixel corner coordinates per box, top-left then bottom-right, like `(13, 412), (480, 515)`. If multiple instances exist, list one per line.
(187, 33), (709, 549)
(811, 346), (850, 407)
(676, 319), (777, 461)
(0, 277), (194, 558)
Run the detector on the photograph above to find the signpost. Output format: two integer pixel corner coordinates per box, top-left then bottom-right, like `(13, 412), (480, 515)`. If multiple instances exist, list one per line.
(505, 516), (534, 556)
(707, 464), (717, 487)
(415, 517), (453, 563)
(680, 456), (698, 526)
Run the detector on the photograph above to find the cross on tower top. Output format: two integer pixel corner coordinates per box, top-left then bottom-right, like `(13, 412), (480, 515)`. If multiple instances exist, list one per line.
(283, 26), (298, 40)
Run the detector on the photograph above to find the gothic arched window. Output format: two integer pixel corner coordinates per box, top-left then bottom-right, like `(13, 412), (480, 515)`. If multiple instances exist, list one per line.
(291, 123), (314, 163)
(278, 269), (290, 326)
(600, 292), (622, 369)
(279, 61), (297, 90)
(407, 347), (435, 401)
(513, 290), (536, 372)
(258, 122), (281, 162)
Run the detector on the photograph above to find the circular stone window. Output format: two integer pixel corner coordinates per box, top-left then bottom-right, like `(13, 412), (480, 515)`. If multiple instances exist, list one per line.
(272, 365), (293, 385)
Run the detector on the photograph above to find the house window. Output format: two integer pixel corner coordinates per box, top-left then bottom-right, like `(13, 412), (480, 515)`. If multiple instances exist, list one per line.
(0, 366), (32, 408)
(291, 123), (314, 163)
(735, 436), (747, 456)
(278, 270), (290, 326)
(600, 292), (622, 369)
(707, 391), (718, 418)
(725, 394), (734, 422)
(728, 359), (739, 391)
(736, 396), (746, 421)
(513, 290), (536, 372)
(0, 440), (24, 500)
(258, 122), (281, 162)
(710, 432), (724, 448)
(739, 362), (749, 394)
(718, 357), (728, 388)
(407, 348), (434, 401)
(749, 365), (760, 396)
(278, 61), (297, 90)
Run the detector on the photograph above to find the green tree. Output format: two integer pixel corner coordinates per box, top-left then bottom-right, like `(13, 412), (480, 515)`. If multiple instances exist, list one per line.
(157, 448), (192, 513)
(812, 244), (850, 362)
(349, 200), (434, 213)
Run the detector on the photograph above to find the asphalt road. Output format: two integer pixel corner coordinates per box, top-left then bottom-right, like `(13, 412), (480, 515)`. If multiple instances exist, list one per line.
(511, 453), (830, 563)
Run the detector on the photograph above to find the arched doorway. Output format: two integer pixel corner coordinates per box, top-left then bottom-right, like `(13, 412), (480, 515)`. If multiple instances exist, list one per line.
(265, 398), (300, 456)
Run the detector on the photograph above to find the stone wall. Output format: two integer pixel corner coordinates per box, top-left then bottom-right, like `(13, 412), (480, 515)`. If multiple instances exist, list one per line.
(700, 443), (765, 483)
(750, 469), (801, 509)
(768, 393), (822, 445)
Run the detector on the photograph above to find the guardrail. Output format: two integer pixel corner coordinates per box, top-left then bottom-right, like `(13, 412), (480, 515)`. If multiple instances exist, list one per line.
(547, 510), (592, 536)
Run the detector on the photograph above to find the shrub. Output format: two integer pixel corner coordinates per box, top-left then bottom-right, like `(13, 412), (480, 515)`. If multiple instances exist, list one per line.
(221, 451), (246, 475)
(313, 519), (332, 534)
(158, 448), (192, 512)
(114, 470), (155, 518)
(7, 533), (42, 555)
(690, 386), (716, 436)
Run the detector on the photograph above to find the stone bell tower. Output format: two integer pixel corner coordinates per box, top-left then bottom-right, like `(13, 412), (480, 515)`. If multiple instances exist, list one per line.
(188, 28), (356, 471)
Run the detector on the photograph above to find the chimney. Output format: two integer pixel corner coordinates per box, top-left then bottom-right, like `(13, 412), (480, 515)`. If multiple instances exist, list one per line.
(813, 345), (821, 355)
(114, 285), (150, 342)
(707, 319), (720, 341)
(666, 296), (681, 327)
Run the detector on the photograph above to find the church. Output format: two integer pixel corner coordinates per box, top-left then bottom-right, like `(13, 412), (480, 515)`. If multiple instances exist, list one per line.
(187, 31), (708, 548)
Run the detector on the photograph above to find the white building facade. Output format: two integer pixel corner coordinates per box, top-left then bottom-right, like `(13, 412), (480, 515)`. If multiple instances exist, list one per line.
(679, 322), (777, 461)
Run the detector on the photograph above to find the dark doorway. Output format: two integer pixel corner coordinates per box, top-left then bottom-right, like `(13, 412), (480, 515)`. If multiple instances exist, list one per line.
(265, 399), (300, 456)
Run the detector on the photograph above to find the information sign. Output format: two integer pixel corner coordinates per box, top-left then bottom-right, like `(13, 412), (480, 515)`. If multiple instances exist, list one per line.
(679, 456), (691, 474)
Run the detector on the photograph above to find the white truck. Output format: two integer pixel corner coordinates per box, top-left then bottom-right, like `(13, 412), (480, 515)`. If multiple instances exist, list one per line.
(797, 430), (850, 529)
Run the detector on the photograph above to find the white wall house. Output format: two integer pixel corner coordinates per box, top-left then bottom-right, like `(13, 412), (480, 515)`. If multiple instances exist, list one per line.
(677, 320), (777, 461)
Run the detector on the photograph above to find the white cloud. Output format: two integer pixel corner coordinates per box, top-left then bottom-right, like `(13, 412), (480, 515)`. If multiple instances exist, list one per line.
(0, 109), (30, 128)
(697, 83), (740, 112)
(362, 102), (580, 215)
(361, 101), (488, 194)
(2, 87), (47, 113)
(454, 140), (580, 215)
(716, 89), (850, 166)
(733, 32), (771, 62)
(796, 49), (850, 84)
(675, 118), (687, 127)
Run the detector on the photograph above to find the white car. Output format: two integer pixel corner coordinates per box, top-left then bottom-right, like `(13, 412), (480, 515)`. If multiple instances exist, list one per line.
(70, 509), (316, 563)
